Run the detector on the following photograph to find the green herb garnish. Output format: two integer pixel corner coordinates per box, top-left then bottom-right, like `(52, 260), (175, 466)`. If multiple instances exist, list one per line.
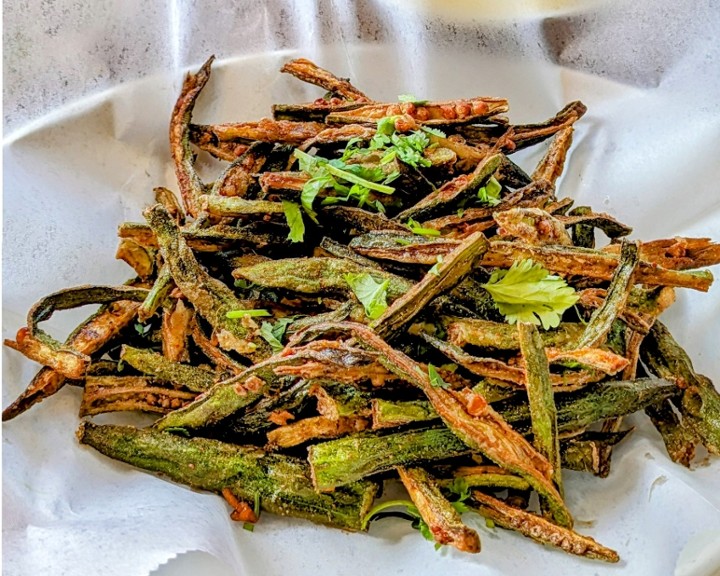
(407, 217), (441, 237)
(428, 363), (450, 389)
(344, 273), (389, 320)
(477, 176), (502, 206)
(482, 258), (579, 329)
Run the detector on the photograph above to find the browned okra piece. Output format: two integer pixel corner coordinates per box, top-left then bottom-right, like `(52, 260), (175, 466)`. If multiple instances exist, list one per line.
(170, 56), (214, 217)
(398, 466), (480, 553)
(326, 97), (509, 126)
(469, 491), (618, 563)
(280, 58), (371, 102)
(79, 375), (197, 416)
(191, 119), (325, 145)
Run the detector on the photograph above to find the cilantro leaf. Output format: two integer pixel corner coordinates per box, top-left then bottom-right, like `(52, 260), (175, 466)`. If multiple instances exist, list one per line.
(344, 273), (389, 320)
(477, 176), (502, 206)
(260, 317), (294, 353)
(134, 322), (152, 337)
(282, 200), (305, 243)
(398, 94), (428, 105)
(421, 126), (447, 138)
(481, 258), (579, 329)
(429, 255), (443, 277)
(407, 217), (441, 237)
(428, 363), (450, 389)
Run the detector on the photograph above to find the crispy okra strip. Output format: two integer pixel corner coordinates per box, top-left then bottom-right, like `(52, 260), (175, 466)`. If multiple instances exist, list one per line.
(318, 237), (383, 270)
(115, 239), (155, 278)
(446, 318), (585, 351)
(280, 58), (370, 101)
(601, 237), (720, 271)
(458, 101), (587, 151)
(120, 345), (215, 392)
(327, 322), (573, 528)
(154, 342), (350, 431)
(144, 204), (270, 359)
(308, 427), (471, 490)
(154, 186), (185, 224)
(3, 297), (142, 420)
(569, 206), (595, 248)
(310, 381), (372, 419)
(494, 208), (572, 246)
(4, 285), (149, 380)
(574, 240), (639, 349)
(468, 491), (618, 563)
(326, 97), (509, 126)
(170, 56), (214, 217)
(397, 466), (481, 553)
(80, 376), (197, 416)
(137, 265), (173, 322)
(267, 416), (369, 448)
(210, 142), (272, 197)
(191, 119), (325, 145)
(233, 257), (412, 299)
(370, 232), (489, 339)
(321, 205), (410, 234)
(644, 398), (698, 467)
(371, 398), (438, 429)
(213, 379), (311, 438)
(531, 126), (574, 186)
(560, 430), (633, 475)
(78, 422), (378, 532)
(349, 232), (461, 265)
(271, 101), (365, 122)
(395, 154), (503, 222)
(442, 466), (532, 492)
(189, 317), (246, 375)
(119, 221), (285, 253)
(198, 194), (286, 218)
(161, 298), (193, 363)
(481, 241), (713, 292)
(518, 322), (563, 501)
(494, 377), (677, 434)
(640, 321), (720, 454)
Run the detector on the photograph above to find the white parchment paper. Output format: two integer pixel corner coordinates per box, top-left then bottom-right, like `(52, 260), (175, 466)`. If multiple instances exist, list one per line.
(4, 2), (720, 575)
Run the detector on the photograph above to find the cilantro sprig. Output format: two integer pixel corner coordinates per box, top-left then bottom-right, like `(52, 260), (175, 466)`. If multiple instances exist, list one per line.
(482, 258), (579, 329)
(344, 273), (389, 320)
(259, 317), (295, 353)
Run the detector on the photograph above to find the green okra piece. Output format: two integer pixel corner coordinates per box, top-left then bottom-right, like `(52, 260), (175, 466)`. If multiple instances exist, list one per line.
(153, 353), (304, 431)
(144, 204), (270, 361)
(518, 323), (563, 503)
(569, 206), (595, 248)
(308, 427), (472, 491)
(446, 318), (584, 351)
(439, 469), (531, 493)
(320, 205), (409, 234)
(233, 257), (412, 299)
(319, 237), (382, 270)
(575, 240), (639, 349)
(311, 381), (371, 419)
(371, 398), (438, 429)
(215, 379), (311, 439)
(395, 154), (503, 222)
(559, 430), (632, 476)
(494, 377), (677, 434)
(137, 264), (173, 322)
(640, 321), (720, 455)
(371, 231), (488, 339)
(566, 206), (632, 243)
(170, 56), (214, 218)
(397, 466), (481, 553)
(198, 194), (286, 218)
(349, 232), (461, 265)
(119, 221), (286, 252)
(645, 398), (698, 467)
(78, 422), (378, 531)
(120, 345), (216, 392)
(531, 126), (574, 186)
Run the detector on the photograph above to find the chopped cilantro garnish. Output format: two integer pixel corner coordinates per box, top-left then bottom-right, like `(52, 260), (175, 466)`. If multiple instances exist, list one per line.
(344, 273), (389, 320)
